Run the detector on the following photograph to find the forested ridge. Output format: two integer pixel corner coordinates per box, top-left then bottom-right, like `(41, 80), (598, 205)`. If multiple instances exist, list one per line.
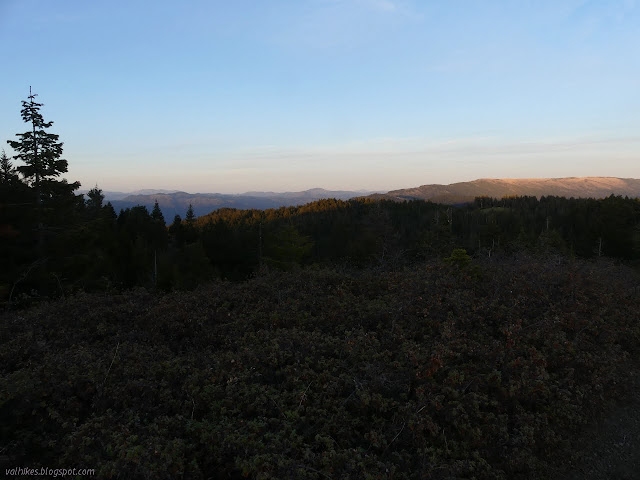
(2, 182), (640, 300)
(4, 165), (640, 298)
(2, 94), (640, 478)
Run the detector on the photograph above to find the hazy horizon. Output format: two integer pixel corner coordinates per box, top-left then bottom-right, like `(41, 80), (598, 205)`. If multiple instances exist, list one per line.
(2, 1), (639, 193)
(74, 174), (640, 198)
(76, 186), (384, 196)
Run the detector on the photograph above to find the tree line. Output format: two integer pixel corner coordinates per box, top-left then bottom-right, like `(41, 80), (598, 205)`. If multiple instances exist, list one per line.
(2, 92), (639, 305)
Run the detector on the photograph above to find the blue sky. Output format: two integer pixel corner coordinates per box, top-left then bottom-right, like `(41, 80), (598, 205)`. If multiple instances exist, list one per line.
(1, 0), (639, 193)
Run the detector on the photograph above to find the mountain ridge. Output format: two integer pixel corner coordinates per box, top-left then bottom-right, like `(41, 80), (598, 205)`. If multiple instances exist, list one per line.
(109, 188), (381, 221)
(365, 176), (640, 204)
(104, 177), (640, 221)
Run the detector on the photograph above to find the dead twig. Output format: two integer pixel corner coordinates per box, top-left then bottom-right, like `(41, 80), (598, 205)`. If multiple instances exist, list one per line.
(100, 342), (120, 392)
(269, 395), (285, 417)
(298, 381), (313, 410)
(51, 272), (64, 300)
(8, 258), (47, 305)
(382, 421), (406, 456)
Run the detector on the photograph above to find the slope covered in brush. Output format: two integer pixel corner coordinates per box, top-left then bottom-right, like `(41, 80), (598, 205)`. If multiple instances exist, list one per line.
(2, 255), (639, 479)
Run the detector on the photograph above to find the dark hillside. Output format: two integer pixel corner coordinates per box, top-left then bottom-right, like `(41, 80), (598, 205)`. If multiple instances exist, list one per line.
(2, 255), (639, 479)
(3, 190), (639, 299)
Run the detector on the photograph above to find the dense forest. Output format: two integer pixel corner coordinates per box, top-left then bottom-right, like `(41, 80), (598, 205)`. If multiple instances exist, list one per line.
(2, 171), (640, 301)
(2, 95), (640, 478)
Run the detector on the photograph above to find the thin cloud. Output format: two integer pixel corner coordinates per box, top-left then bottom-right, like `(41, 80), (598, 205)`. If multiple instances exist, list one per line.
(357, 0), (397, 12)
(267, 0), (416, 50)
(191, 134), (640, 161)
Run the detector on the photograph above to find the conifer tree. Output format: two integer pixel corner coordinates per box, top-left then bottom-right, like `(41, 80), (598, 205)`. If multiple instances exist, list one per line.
(169, 214), (185, 247)
(7, 88), (79, 200)
(86, 185), (104, 212)
(170, 214), (182, 230)
(0, 149), (17, 183)
(151, 200), (165, 224)
(150, 199), (168, 254)
(7, 88), (80, 259)
(150, 199), (166, 288)
(184, 204), (198, 244)
(185, 203), (196, 224)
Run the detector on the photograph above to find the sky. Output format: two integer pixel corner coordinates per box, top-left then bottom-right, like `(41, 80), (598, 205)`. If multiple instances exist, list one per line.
(1, 0), (639, 193)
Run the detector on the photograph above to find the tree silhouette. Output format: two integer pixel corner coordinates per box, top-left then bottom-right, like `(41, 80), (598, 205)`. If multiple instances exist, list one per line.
(7, 88), (80, 259)
(86, 185), (105, 213)
(0, 149), (17, 183)
(7, 88), (78, 198)
(151, 200), (165, 224)
(185, 203), (195, 224)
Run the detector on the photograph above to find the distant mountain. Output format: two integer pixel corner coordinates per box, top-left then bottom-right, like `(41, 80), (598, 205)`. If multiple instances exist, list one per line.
(239, 188), (377, 199)
(127, 189), (181, 196)
(110, 188), (380, 222)
(77, 189), (180, 201)
(78, 190), (130, 201)
(366, 177), (640, 204)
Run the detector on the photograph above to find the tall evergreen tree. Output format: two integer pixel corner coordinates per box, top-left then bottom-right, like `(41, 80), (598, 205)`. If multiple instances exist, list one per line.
(185, 203), (196, 224)
(184, 204), (198, 244)
(150, 199), (168, 266)
(7, 88), (79, 199)
(169, 214), (184, 247)
(86, 185), (105, 213)
(7, 88), (80, 259)
(151, 200), (165, 224)
(0, 149), (17, 183)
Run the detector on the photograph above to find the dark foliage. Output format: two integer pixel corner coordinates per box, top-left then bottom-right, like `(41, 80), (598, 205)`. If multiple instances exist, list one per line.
(2, 256), (639, 478)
